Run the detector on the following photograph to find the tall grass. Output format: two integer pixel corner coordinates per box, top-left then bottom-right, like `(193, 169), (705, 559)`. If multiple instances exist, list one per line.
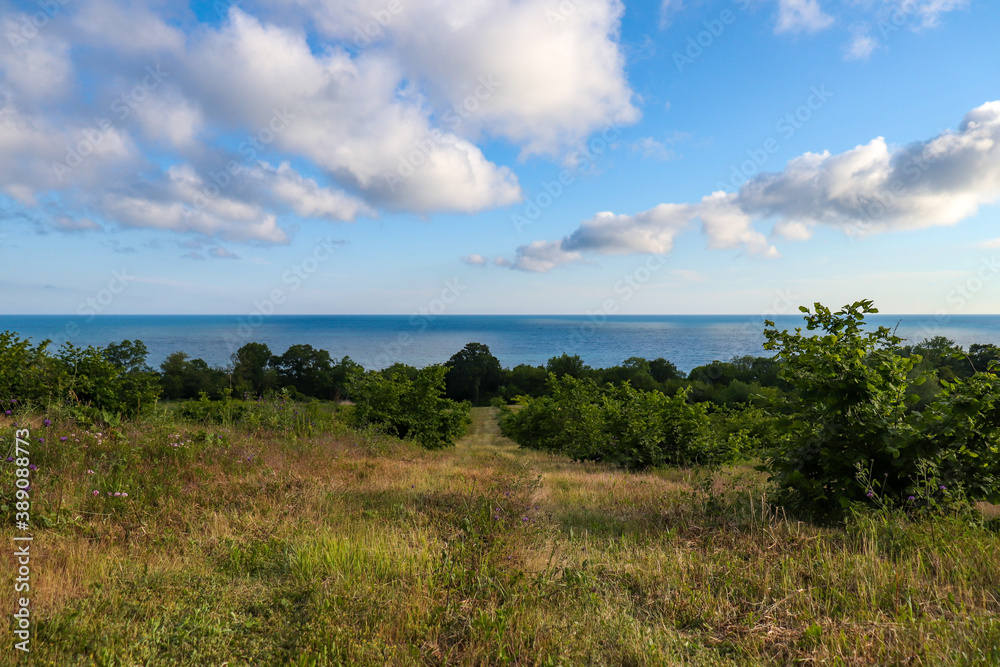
(1, 407), (998, 665)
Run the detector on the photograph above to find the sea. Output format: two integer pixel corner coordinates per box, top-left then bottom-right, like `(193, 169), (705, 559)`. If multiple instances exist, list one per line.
(2, 314), (1000, 374)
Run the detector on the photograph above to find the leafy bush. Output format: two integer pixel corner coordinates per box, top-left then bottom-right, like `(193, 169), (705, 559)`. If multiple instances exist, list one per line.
(347, 365), (470, 449)
(762, 300), (1000, 521)
(0, 333), (160, 420)
(498, 374), (723, 469)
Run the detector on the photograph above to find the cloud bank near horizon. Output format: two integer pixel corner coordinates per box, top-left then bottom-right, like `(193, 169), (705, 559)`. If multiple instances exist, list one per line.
(509, 100), (1000, 272)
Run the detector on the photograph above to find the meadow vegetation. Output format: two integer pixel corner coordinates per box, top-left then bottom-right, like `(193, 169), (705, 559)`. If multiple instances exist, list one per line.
(1, 300), (999, 664)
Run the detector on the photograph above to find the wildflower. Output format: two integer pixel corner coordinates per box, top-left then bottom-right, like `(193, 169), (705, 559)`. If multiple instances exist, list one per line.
(114, 492), (121, 497)
(866, 491), (874, 498)
(43, 419), (51, 427)
(907, 496), (915, 502)
(87, 470), (95, 474)
(38, 437), (45, 443)
(122, 492), (128, 497)
(939, 485), (946, 491)
(5, 457), (12, 462)
(28, 464), (36, 471)
(60, 436), (67, 442)
(522, 516), (529, 522)
(92, 490), (99, 496)
(4, 411), (10, 416)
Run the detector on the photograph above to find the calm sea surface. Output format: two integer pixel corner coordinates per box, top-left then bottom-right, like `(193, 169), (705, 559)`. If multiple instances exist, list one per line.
(3, 314), (1000, 373)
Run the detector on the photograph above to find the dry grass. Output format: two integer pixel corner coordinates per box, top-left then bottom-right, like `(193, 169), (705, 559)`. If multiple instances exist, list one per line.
(0, 407), (998, 665)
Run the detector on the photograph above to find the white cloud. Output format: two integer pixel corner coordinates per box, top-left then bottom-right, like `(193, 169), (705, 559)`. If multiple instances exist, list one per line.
(0, 15), (73, 101)
(255, 162), (374, 222)
(100, 164), (289, 243)
(511, 240), (584, 273)
(905, 0), (969, 28)
(267, 0), (639, 158)
(517, 101), (1000, 271)
(0, 1), (638, 241)
(775, 0), (835, 34)
(844, 29), (878, 60)
(460, 254), (488, 266)
(186, 9), (523, 213)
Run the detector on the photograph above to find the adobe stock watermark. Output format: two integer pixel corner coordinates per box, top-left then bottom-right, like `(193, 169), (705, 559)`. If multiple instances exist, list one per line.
(912, 254), (1000, 342)
(352, 0), (410, 49)
(842, 151), (932, 241)
(672, 0), (751, 73)
(367, 278), (468, 369)
(567, 253), (669, 347)
(382, 75), (502, 193)
(223, 236), (342, 354)
(511, 121), (624, 234)
(180, 106), (297, 217)
(5, 0), (71, 49)
(716, 85), (834, 194)
(51, 65), (169, 182)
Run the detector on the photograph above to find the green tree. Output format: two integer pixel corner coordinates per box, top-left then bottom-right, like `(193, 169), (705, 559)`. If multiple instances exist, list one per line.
(272, 344), (335, 398)
(232, 342), (275, 396)
(546, 353), (590, 379)
(445, 342), (504, 404)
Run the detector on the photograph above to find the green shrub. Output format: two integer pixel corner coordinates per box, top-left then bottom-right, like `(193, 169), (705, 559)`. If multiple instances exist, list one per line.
(762, 300), (1000, 521)
(347, 365), (470, 449)
(498, 374), (722, 469)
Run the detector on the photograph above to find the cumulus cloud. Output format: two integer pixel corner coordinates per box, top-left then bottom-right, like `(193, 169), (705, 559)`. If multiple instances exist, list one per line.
(460, 254), (488, 267)
(511, 240), (584, 273)
(515, 101), (1000, 272)
(0, 0), (636, 242)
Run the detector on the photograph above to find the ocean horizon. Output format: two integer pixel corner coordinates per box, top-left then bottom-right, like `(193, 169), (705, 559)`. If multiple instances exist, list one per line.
(3, 313), (999, 373)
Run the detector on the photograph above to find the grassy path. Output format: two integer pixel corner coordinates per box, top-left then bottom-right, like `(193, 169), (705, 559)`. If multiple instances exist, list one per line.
(2, 409), (998, 665)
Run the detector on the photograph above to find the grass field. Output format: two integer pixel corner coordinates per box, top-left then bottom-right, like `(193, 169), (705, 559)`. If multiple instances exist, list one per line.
(2, 407), (999, 665)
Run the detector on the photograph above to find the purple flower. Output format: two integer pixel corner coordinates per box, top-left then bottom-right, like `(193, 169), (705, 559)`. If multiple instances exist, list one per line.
(5, 457), (12, 462)
(37, 438), (44, 443)
(43, 419), (51, 427)
(122, 492), (128, 498)
(28, 464), (36, 471)
(522, 516), (529, 522)
(939, 485), (947, 491)
(60, 436), (67, 442)
(4, 411), (10, 416)
(866, 491), (874, 498)
(92, 490), (99, 496)
(907, 496), (915, 502)
(114, 492), (121, 497)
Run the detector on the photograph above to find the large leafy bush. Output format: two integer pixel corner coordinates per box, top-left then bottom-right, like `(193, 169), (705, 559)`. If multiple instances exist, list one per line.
(347, 365), (470, 449)
(498, 374), (721, 469)
(763, 300), (1000, 520)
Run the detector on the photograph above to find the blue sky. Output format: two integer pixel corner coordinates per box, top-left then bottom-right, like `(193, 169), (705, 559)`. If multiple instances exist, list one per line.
(2, 0), (999, 316)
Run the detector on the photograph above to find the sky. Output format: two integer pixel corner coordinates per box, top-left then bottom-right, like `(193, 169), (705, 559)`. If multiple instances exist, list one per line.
(1, 0), (999, 316)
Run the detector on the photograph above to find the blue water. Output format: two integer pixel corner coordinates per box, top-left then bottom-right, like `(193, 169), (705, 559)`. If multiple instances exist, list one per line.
(2, 314), (1000, 373)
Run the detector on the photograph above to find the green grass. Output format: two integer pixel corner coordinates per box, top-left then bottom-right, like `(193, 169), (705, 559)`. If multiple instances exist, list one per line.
(2, 407), (998, 665)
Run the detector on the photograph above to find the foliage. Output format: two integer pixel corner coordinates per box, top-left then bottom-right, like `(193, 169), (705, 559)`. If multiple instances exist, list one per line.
(444, 342), (504, 405)
(231, 342), (275, 396)
(0, 332), (159, 420)
(763, 300), (1000, 521)
(498, 374), (723, 469)
(347, 365), (470, 449)
(159, 351), (230, 400)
